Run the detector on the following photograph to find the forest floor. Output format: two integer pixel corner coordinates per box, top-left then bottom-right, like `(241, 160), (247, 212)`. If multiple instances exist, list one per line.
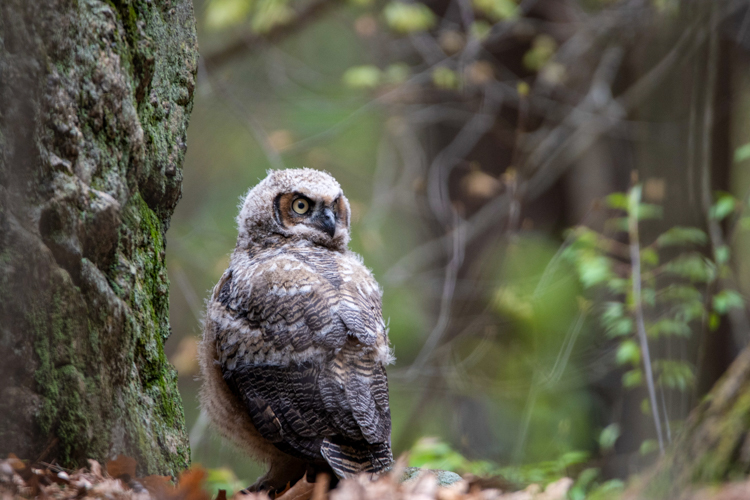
(1, 455), (749, 500)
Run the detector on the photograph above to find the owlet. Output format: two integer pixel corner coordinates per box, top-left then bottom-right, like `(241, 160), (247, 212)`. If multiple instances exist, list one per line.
(199, 168), (394, 492)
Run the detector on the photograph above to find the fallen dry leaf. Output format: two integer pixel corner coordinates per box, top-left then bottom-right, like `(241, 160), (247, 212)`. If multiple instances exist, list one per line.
(311, 473), (329, 500)
(275, 476), (314, 500)
(172, 467), (211, 500)
(0, 453), (608, 500)
(139, 475), (174, 497)
(107, 455), (138, 481)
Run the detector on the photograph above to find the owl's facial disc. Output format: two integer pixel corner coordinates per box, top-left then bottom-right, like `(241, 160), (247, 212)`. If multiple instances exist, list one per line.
(275, 192), (346, 241)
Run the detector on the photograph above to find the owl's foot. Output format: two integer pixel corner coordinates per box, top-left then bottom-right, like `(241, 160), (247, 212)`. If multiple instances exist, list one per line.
(241, 458), (308, 495)
(239, 480), (279, 496)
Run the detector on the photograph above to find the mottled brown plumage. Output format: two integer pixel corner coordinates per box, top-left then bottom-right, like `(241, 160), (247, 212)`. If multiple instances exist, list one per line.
(199, 169), (394, 492)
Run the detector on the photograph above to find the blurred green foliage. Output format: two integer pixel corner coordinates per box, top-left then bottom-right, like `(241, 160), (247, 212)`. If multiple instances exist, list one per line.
(562, 185), (748, 458)
(383, 1), (436, 33)
(409, 437), (626, 498)
(169, 0), (750, 496)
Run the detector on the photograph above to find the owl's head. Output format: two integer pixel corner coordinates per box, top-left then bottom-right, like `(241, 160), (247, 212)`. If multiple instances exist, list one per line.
(236, 168), (352, 251)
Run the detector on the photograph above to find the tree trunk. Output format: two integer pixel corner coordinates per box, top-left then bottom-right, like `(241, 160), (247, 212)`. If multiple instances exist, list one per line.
(634, 344), (750, 497)
(0, 0), (197, 476)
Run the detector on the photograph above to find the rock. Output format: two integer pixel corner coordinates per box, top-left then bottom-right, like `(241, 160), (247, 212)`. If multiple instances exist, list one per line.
(401, 467), (463, 487)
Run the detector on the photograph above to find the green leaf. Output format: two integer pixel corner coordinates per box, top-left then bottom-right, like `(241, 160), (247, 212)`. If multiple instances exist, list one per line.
(568, 226), (601, 250)
(640, 439), (659, 455)
(713, 289), (745, 315)
(710, 192), (737, 221)
(601, 302), (635, 337)
(642, 286), (656, 307)
(250, 0), (294, 33)
(608, 318), (634, 338)
(409, 437), (470, 471)
(522, 34), (557, 72)
(598, 424), (621, 451)
(658, 284), (702, 303)
(472, 0), (518, 21)
(734, 143), (750, 163)
(469, 20), (492, 41)
(606, 278), (628, 294)
(616, 340), (641, 366)
(709, 311), (720, 331)
(637, 203), (664, 220)
(647, 318), (691, 338)
(383, 2), (436, 33)
(605, 217), (629, 233)
(640, 398), (651, 416)
(205, 467), (246, 497)
(655, 227), (708, 248)
(654, 360), (694, 391)
(342, 65), (382, 89)
(605, 192), (628, 210)
(587, 480), (625, 500)
(641, 248), (659, 266)
(715, 245), (730, 265)
(663, 253), (715, 283)
(569, 468), (600, 500)
(623, 369), (643, 388)
(384, 63), (410, 84)
(558, 450), (590, 468)
(206, 0), (252, 30)
(676, 300), (706, 323)
(601, 302), (624, 324)
(578, 253), (614, 289)
(432, 67), (459, 90)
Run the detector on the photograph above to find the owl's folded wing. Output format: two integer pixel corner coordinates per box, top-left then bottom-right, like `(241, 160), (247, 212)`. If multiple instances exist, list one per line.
(216, 261), (392, 476)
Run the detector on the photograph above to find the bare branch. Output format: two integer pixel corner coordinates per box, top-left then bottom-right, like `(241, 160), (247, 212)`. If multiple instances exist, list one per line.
(202, 61), (287, 170)
(203, 0), (344, 69)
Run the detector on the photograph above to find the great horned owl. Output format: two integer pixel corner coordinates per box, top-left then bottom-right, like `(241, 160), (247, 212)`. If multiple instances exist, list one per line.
(199, 168), (394, 492)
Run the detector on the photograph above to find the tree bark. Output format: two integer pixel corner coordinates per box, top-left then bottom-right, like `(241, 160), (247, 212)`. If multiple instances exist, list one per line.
(630, 344), (750, 498)
(0, 0), (197, 476)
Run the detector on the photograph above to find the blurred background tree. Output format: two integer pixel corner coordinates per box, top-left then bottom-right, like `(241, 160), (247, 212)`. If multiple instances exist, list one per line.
(165, 0), (750, 494)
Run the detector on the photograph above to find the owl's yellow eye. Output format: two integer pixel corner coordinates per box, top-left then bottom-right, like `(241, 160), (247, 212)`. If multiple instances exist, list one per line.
(292, 198), (310, 215)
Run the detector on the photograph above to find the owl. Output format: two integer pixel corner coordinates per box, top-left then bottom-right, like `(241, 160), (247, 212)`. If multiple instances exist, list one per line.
(198, 168), (394, 492)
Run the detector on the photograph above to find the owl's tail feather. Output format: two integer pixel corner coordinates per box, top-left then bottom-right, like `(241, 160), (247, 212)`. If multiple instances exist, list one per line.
(320, 437), (393, 479)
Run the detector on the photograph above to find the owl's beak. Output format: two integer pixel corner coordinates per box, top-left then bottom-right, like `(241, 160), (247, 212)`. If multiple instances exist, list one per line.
(314, 207), (336, 238)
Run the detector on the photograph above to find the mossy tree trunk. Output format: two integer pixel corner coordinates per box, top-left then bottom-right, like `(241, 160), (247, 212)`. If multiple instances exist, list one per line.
(635, 345), (750, 498)
(0, 0), (197, 476)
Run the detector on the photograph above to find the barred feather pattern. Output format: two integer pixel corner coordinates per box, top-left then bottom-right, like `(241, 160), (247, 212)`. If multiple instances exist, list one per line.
(206, 238), (394, 479)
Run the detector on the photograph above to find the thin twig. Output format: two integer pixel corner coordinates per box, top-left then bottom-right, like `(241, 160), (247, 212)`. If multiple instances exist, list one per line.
(629, 185), (665, 455)
(406, 211), (466, 378)
(172, 265), (205, 325)
(386, 25), (704, 284)
(201, 61), (286, 171)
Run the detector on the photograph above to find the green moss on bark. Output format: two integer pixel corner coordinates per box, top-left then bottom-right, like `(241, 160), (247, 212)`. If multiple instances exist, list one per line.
(0, 0), (197, 476)
(638, 347), (750, 498)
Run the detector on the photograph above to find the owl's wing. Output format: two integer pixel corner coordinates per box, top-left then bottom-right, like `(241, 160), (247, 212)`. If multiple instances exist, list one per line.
(215, 258), (392, 476)
(318, 346), (393, 476)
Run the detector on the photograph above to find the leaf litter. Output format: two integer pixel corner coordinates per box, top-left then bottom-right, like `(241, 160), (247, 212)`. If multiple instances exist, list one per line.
(0, 453), (578, 500)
